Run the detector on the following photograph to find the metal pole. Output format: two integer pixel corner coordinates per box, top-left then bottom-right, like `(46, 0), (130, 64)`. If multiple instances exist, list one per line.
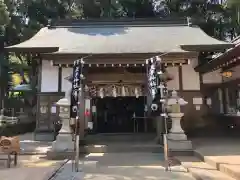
(71, 58), (85, 172)
(75, 82), (84, 172)
(75, 65), (84, 172)
(146, 56), (170, 171)
(156, 59), (170, 171)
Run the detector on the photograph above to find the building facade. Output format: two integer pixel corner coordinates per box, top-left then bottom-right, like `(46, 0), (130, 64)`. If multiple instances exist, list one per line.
(196, 37), (240, 131)
(5, 18), (233, 141)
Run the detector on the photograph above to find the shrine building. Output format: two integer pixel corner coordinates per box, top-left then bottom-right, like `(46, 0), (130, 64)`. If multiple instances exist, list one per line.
(5, 18), (233, 141)
(195, 36), (240, 132)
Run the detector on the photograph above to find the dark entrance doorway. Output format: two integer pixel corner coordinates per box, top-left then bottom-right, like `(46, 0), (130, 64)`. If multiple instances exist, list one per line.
(95, 97), (146, 133)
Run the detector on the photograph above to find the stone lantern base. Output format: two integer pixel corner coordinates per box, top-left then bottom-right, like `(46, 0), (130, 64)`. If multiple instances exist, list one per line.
(47, 118), (75, 159)
(167, 140), (193, 156)
(167, 113), (193, 156)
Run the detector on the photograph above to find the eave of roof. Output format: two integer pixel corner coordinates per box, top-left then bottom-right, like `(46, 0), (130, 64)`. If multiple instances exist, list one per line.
(195, 37), (240, 73)
(5, 18), (233, 55)
(41, 52), (198, 64)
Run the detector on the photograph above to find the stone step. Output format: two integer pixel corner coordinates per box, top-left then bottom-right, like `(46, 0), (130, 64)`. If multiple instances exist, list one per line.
(175, 156), (236, 180)
(86, 133), (156, 143)
(194, 150), (240, 180)
(85, 144), (163, 153)
(47, 144), (163, 160)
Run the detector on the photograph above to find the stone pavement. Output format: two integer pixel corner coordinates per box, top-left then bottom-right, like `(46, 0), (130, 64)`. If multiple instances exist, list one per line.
(52, 153), (196, 180)
(0, 155), (67, 180)
(0, 133), (67, 180)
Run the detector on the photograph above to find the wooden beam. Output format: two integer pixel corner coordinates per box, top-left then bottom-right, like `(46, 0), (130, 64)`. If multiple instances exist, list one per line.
(41, 52), (198, 61)
(52, 59), (190, 67)
(178, 66), (183, 91)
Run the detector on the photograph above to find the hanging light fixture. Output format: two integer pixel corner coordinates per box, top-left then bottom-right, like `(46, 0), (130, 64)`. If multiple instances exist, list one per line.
(221, 70), (233, 78)
(122, 86), (126, 97)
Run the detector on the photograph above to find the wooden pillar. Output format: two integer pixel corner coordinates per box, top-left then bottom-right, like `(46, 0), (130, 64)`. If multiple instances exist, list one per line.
(178, 66), (183, 92)
(35, 55), (44, 140)
(58, 66), (62, 92)
(79, 67), (88, 145)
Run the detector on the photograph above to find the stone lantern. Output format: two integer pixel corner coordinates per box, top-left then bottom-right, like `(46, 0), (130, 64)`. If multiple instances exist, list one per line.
(51, 88), (74, 152)
(167, 90), (192, 153)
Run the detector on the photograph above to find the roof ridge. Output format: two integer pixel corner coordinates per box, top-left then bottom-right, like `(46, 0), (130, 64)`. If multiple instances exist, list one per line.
(48, 17), (188, 28)
(50, 24), (189, 29)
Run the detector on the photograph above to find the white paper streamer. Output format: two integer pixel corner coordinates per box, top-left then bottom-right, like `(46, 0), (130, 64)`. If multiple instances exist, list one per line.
(122, 86), (126, 96)
(99, 88), (104, 99)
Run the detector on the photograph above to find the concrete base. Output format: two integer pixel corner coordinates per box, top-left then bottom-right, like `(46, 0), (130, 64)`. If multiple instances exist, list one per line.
(52, 132), (74, 152)
(167, 137), (193, 156)
(168, 133), (187, 141)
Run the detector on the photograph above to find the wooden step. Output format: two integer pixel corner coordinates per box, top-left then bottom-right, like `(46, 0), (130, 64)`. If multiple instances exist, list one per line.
(175, 156), (236, 180)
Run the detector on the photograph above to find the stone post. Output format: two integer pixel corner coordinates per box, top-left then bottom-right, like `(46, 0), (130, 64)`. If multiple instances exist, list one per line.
(167, 90), (192, 154)
(52, 95), (73, 152)
(48, 88), (74, 159)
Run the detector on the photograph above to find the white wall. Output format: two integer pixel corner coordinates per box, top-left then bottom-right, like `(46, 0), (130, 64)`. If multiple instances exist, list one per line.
(41, 61), (200, 93)
(61, 67), (72, 92)
(182, 59), (200, 90)
(166, 67), (179, 90)
(41, 60), (58, 92)
(202, 69), (222, 84)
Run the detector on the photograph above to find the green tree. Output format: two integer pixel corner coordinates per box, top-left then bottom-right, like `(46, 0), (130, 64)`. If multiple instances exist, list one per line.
(0, 0), (9, 35)
(224, 0), (240, 37)
(226, 0), (240, 23)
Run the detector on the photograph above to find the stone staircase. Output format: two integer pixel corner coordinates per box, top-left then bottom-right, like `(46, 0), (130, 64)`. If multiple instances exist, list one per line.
(84, 133), (163, 153)
(175, 150), (240, 180)
(47, 133), (163, 160)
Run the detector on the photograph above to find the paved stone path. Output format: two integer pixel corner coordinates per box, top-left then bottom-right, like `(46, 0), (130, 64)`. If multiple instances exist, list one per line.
(0, 154), (66, 180)
(0, 132), (64, 180)
(52, 153), (195, 180)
